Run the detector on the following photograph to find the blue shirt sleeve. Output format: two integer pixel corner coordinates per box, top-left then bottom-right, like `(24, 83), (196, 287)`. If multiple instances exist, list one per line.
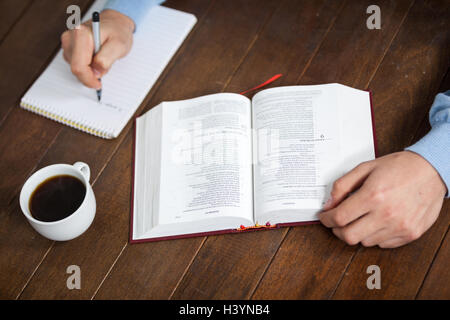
(103, 0), (165, 30)
(406, 90), (450, 197)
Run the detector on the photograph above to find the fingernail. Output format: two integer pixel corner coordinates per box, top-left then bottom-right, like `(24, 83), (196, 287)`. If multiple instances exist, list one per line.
(93, 68), (101, 78)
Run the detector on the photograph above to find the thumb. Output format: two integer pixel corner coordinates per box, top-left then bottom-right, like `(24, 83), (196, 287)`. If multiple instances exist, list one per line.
(91, 39), (126, 76)
(324, 161), (375, 210)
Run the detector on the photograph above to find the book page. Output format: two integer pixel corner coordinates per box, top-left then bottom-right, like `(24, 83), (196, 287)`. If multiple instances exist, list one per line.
(337, 85), (375, 173)
(252, 85), (340, 224)
(157, 93), (254, 226)
(133, 106), (163, 240)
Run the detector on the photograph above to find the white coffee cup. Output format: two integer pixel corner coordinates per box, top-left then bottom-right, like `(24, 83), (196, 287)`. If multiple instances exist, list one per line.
(19, 162), (96, 241)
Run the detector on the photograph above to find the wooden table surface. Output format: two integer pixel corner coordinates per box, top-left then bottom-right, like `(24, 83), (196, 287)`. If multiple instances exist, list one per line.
(0, 0), (449, 300)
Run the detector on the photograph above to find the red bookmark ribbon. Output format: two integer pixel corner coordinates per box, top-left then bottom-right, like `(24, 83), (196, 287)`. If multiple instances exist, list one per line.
(239, 74), (283, 95)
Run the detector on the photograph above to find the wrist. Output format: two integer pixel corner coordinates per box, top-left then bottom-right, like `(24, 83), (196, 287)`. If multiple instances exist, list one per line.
(404, 150), (447, 196)
(406, 122), (450, 197)
(101, 9), (135, 33)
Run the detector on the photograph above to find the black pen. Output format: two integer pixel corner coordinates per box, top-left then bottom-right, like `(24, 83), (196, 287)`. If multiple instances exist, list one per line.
(92, 11), (102, 101)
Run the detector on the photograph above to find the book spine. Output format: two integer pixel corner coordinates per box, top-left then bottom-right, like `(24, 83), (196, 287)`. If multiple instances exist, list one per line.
(130, 119), (137, 243)
(367, 90), (378, 158)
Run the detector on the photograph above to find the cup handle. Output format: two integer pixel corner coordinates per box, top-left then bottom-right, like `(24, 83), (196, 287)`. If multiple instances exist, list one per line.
(73, 162), (91, 182)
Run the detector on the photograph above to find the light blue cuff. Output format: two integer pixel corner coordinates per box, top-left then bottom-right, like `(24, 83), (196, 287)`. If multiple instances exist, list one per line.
(406, 122), (450, 197)
(103, 0), (165, 31)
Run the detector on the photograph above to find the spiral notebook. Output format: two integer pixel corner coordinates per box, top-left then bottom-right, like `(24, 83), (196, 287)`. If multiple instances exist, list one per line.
(20, 1), (197, 139)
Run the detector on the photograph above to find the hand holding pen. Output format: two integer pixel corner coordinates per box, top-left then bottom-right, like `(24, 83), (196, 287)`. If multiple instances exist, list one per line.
(60, 9), (135, 97)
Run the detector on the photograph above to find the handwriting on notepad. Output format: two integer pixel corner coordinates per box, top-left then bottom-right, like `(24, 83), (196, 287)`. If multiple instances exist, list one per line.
(100, 102), (124, 113)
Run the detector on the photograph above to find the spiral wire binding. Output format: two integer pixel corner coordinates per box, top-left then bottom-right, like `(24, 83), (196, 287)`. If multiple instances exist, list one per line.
(20, 97), (113, 139)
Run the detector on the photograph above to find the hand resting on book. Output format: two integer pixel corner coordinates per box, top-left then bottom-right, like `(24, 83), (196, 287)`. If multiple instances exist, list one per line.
(320, 151), (446, 248)
(60, 9), (135, 89)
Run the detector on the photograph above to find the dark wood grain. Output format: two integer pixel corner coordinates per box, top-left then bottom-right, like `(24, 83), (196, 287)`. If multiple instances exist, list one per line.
(332, 67), (450, 300)
(1, 0), (206, 300)
(171, 0), (348, 299)
(0, 0), (92, 207)
(255, 0), (450, 300)
(417, 224), (450, 299)
(1, 0), (211, 300)
(298, 0), (414, 89)
(366, 0), (450, 157)
(0, 0), (93, 300)
(18, 0), (280, 299)
(19, 133), (134, 299)
(410, 67), (449, 153)
(173, 0), (415, 300)
(0, 0), (91, 126)
(0, 0), (448, 300)
(11, 0), (210, 300)
(252, 0), (417, 300)
(331, 204), (448, 299)
(329, 0), (450, 300)
(0, 0), (32, 44)
(413, 69), (450, 300)
(92, 0), (282, 300)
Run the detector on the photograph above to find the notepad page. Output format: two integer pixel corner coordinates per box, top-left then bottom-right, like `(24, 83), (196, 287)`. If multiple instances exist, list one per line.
(21, 1), (197, 138)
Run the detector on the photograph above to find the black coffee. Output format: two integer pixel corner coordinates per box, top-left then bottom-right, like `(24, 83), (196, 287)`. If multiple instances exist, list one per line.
(29, 175), (86, 222)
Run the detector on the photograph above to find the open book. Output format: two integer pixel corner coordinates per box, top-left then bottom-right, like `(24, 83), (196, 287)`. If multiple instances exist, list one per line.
(131, 84), (376, 243)
(20, 1), (197, 138)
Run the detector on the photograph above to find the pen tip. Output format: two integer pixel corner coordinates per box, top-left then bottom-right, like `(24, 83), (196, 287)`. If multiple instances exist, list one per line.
(93, 12), (100, 22)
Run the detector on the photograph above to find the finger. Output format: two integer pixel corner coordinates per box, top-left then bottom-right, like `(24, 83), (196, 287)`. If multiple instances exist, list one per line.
(319, 188), (370, 228)
(362, 200), (438, 247)
(324, 161), (375, 210)
(61, 31), (73, 63)
(332, 212), (382, 246)
(70, 28), (100, 89)
(360, 227), (392, 247)
(91, 39), (128, 76)
(63, 49), (72, 63)
(378, 237), (408, 249)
